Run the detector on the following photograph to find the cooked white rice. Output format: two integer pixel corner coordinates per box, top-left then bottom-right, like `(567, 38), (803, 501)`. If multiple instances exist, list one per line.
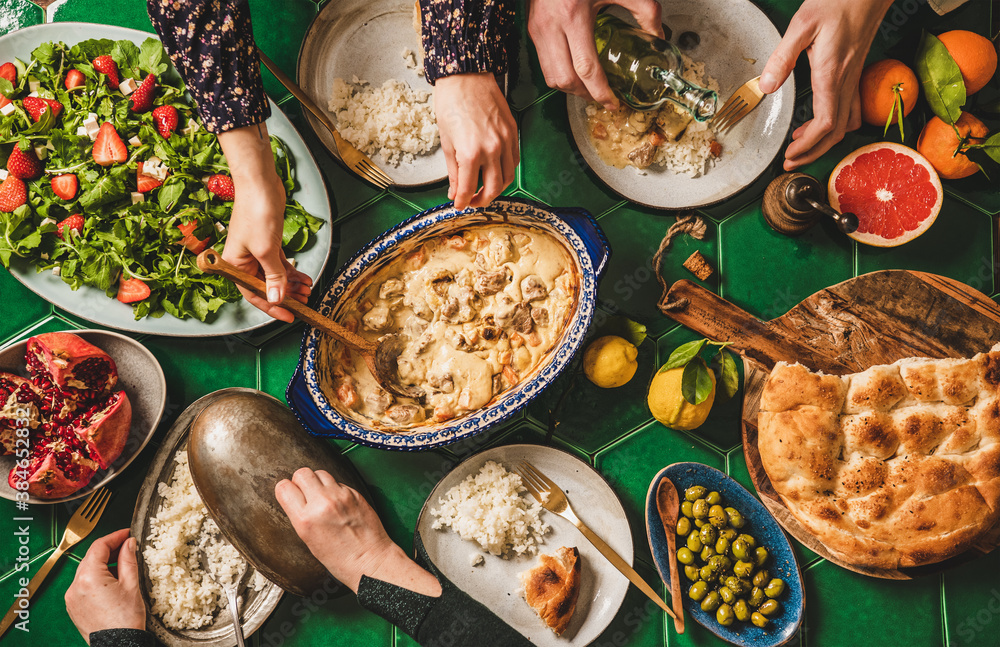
(430, 461), (549, 558)
(328, 76), (438, 166)
(648, 57), (723, 177)
(142, 451), (265, 630)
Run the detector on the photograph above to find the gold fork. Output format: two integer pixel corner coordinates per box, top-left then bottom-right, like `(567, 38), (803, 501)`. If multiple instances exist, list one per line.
(0, 488), (112, 637)
(257, 48), (394, 190)
(712, 76), (764, 134)
(513, 461), (676, 619)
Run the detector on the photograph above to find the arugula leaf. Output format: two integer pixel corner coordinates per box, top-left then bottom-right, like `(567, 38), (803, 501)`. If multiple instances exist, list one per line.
(79, 173), (127, 209)
(139, 38), (168, 76)
(915, 31), (966, 125)
(111, 41), (140, 76)
(158, 177), (185, 212)
(0, 78), (13, 97)
(73, 39), (116, 60)
(31, 42), (58, 66)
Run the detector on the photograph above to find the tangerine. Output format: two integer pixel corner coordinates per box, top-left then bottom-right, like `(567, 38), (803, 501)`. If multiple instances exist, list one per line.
(938, 30), (997, 95)
(859, 59), (919, 128)
(916, 112), (990, 180)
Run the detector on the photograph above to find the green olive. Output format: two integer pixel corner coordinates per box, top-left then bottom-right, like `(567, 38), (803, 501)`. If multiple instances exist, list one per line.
(708, 555), (732, 572)
(700, 590), (721, 612)
(686, 533), (703, 553)
(706, 490), (722, 505)
(688, 580), (708, 601)
(753, 569), (770, 588)
(708, 504), (728, 528)
(725, 506), (745, 529)
(751, 612), (769, 628)
(719, 586), (736, 604)
(700, 524), (718, 546)
(731, 538), (750, 561)
(755, 547), (769, 567)
(716, 603), (735, 627)
(676, 517), (692, 536)
(685, 485), (708, 501)
(681, 501), (694, 518)
(684, 565), (701, 581)
(720, 528), (737, 542)
(715, 537), (731, 555)
(759, 599), (780, 616)
(725, 575), (750, 596)
(693, 499), (710, 519)
(748, 586), (765, 608)
(700, 545), (716, 562)
(676, 547), (695, 565)
(765, 578), (786, 599)
(734, 560), (755, 578)
(734, 600), (751, 622)
(694, 518), (707, 529)
(737, 534), (757, 550)
(699, 564), (718, 583)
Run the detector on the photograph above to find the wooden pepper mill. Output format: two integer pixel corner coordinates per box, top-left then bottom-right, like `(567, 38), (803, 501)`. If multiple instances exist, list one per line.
(762, 172), (859, 236)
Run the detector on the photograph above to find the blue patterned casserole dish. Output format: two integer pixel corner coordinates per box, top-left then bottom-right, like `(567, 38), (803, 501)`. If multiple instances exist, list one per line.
(286, 197), (611, 450)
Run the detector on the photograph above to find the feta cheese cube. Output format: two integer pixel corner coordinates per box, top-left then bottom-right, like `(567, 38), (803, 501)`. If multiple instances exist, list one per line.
(0, 102), (15, 117)
(87, 112), (98, 121)
(33, 145), (47, 160)
(39, 253), (48, 260)
(39, 217), (55, 227)
(214, 221), (227, 234)
(82, 114), (99, 130)
(128, 136), (142, 147)
(28, 80), (39, 92)
(85, 124), (100, 140)
(182, 121), (200, 135)
(27, 91), (38, 98)
(44, 140), (55, 151)
(75, 126), (89, 137)
(130, 192), (145, 205)
(119, 77), (137, 95)
(52, 266), (61, 276)
(0, 169), (7, 181)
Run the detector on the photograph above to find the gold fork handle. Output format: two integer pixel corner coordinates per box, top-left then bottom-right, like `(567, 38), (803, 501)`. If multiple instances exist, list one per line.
(0, 546), (67, 637)
(576, 522), (677, 620)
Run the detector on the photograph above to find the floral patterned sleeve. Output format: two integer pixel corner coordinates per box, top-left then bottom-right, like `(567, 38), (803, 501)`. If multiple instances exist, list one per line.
(419, 0), (515, 85)
(146, 0), (270, 133)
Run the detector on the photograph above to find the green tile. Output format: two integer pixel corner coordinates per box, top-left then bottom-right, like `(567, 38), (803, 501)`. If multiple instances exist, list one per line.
(254, 586), (392, 647)
(0, 0), (43, 37)
(943, 548), (1000, 647)
(717, 203), (853, 319)
(0, 270), (52, 345)
(391, 175), (519, 212)
(258, 324), (307, 403)
(0, 551), (81, 644)
(596, 205), (720, 337)
(249, 0), (316, 104)
(0, 501), (53, 578)
(336, 195), (417, 269)
(803, 559), (942, 647)
(857, 198), (993, 293)
(520, 93), (623, 214)
(50, 0), (156, 34)
(594, 559), (665, 647)
(508, 12), (551, 111)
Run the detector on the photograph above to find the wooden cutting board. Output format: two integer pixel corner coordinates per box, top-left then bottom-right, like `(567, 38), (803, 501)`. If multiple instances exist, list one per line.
(663, 270), (1000, 579)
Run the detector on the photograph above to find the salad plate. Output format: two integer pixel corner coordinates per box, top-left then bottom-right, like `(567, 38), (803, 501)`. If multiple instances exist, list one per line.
(0, 23), (332, 337)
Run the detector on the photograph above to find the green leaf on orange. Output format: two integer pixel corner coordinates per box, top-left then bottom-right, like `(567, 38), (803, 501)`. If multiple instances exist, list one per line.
(915, 31), (966, 125)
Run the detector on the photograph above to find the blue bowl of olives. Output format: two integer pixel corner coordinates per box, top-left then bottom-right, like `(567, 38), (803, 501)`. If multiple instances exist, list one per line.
(645, 462), (803, 646)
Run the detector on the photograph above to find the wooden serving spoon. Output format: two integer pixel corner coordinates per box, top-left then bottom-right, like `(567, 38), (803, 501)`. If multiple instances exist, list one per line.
(656, 477), (685, 634)
(196, 249), (422, 399)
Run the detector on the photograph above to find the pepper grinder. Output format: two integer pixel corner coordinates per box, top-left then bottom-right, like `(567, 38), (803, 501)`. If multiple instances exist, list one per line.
(762, 172), (859, 236)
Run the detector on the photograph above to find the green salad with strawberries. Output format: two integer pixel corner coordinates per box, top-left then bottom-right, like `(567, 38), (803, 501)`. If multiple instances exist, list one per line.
(0, 37), (323, 321)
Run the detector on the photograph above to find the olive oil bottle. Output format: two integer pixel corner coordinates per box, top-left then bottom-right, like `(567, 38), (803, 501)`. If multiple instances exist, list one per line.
(595, 13), (717, 120)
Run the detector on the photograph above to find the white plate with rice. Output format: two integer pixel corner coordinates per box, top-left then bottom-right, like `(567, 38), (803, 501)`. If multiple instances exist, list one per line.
(417, 444), (632, 647)
(297, 0), (448, 186)
(567, 0), (796, 209)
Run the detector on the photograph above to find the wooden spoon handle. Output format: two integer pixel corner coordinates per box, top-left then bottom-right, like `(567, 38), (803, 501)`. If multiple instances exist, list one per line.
(196, 249), (375, 353)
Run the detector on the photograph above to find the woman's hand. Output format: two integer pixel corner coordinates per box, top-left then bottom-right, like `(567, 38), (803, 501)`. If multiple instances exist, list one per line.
(65, 529), (145, 644)
(434, 73), (518, 210)
(759, 0), (895, 169)
(275, 467), (441, 596)
(217, 123), (313, 322)
(528, 0), (663, 110)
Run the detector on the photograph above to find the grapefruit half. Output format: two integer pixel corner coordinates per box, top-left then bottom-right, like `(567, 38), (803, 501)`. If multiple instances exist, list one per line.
(828, 142), (943, 248)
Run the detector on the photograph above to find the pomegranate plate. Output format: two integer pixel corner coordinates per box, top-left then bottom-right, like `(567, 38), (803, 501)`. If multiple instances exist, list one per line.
(0, 330), (166, 504)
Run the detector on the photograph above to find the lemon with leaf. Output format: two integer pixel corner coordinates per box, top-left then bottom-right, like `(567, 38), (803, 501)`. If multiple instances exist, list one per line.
(648, 338), (740, 431)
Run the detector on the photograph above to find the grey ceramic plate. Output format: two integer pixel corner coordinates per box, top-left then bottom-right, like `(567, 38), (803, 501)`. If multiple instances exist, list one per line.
(567, 0), (795, 209)
(297, 0), (447, 187)
(416, 444), (632, 647)
(0, 23), (332, 336)
(0, 330), (166, 505)
(131, 388), (284, 647)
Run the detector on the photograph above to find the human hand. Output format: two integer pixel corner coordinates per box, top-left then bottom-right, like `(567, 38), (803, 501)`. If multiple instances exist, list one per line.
(275, 468), (440, 596)
(434, 73), (518, 210)
(65, 529), (145, 644)
(217, 123), (313, 322)
(759, 0), (895, 170)
(528, 0), (663, 110)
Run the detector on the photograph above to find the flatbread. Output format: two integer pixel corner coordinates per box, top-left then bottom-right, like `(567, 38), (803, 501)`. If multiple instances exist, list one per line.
(520, 546), (581, 635)
(758, 348), (1000, 569)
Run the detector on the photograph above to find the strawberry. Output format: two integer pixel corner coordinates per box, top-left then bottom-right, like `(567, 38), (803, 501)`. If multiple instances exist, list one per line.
(176, 219), (210, 253)
(92, 122), (127, 166)
(51, 174), (78, 201)
(0, 62), (15, 109)
(92, 56), (119, 90)
(55, 214), (84, 240)
(22, 97), (63, 122)
(116, 277), (150, 303)
(206, 174), (235, 200)
(129, 74), (156, 113)
(64, 69), (86, 90)
(7, 144), (43, 180)
(151, 105), (178, 138)
(0, 176), (26, 212)
(177, 220), (198, 237)
(136, 161), (163, 193)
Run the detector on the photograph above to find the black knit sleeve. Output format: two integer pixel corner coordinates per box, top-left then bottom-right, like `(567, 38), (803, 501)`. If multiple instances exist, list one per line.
(146, 0), (270, 133)
(89, 628), (157, 647)
(418, 0), (515, 85)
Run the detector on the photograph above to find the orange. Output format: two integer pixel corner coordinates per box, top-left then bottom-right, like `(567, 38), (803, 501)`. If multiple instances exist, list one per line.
(859, 59), (919, 127)
(938, 30), (997, 95)
(916, 112), (990, 180)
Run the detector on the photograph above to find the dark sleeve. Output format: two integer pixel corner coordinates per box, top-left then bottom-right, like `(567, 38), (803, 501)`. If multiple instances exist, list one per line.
(89, 628), (157, 647)
(146, 0), (270, 133)
(418, 0), (515, 85)
(357, 534), (533, 647)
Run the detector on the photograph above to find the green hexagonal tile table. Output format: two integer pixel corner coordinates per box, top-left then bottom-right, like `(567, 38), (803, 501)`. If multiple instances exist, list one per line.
(1, 1), (998, 647)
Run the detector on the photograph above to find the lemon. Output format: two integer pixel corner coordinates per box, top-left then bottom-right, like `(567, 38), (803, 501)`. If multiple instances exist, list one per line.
(648, 366), (716, 431)
(583, 335), (639, 388)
